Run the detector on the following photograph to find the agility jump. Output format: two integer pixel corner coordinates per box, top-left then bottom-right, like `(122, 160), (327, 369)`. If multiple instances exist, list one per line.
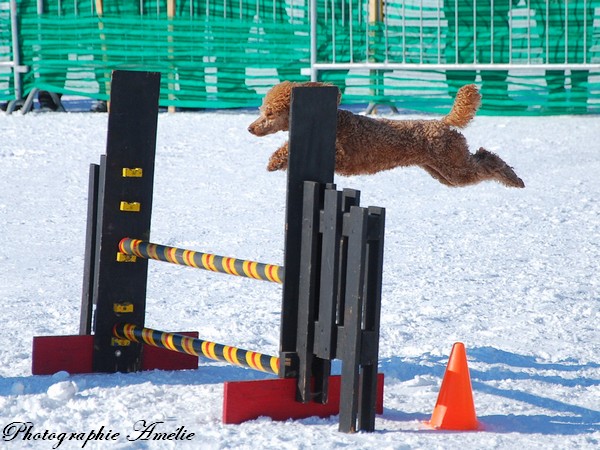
(32, 70), (386, 433)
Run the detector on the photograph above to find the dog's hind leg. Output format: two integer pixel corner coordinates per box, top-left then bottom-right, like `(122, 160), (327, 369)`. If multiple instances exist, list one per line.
(267, 142), (290, 171)
(428, 149), (524, 188)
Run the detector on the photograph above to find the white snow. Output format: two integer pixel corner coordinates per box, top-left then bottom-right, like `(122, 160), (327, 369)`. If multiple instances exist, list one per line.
(0, 104), (599, 449)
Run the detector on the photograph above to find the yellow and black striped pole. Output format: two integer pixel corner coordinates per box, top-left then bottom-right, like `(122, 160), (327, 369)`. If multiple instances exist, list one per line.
(118, 238), (283, 283)
(113, 323), (280, 375)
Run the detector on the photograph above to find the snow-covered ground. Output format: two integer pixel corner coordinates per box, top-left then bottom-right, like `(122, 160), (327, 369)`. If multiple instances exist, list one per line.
(0, 104), (599, 449)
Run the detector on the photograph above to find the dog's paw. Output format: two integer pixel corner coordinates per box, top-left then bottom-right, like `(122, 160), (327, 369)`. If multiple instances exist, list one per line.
(267, 145), (289, 172)
(267, 157), (288, 171)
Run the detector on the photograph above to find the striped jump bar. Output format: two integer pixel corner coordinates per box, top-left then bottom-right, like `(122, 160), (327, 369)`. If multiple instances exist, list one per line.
(118, 238), (283, 283)
(113, 323), (280, 375)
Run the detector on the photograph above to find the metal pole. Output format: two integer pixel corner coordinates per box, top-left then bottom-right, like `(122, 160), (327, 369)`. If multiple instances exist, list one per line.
(114, 323), (280, 375)
(310, 0), (317, 80)
(312, 62), (600, 71)
(491, 0), (495, 64)
(564, 0), (568, 64)
(583, 0), (587, 63)
(9, 0), (23, 100)
(118, 238), (284, 283)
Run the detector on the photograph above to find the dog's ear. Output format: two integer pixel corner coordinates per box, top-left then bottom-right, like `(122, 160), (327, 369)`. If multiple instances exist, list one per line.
(263, 81), (295, 106)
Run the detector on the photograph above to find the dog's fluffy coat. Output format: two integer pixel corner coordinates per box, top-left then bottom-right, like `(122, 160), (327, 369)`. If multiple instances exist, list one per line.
(248, 81), (524, 188)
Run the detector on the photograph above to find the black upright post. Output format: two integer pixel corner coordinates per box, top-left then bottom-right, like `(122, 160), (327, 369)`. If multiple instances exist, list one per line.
(338, 206), (369, 432)
(79, 163), (100, 335)
(357, 206), (385, 431)
(92, 71), (161, 373)
(337, 205), (385, 433)
(295, 181), (327, 403)
(279, 86), (338, 378)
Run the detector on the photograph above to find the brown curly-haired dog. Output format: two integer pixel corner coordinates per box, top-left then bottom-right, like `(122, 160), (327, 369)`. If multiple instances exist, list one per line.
(248, 81), (524, 188)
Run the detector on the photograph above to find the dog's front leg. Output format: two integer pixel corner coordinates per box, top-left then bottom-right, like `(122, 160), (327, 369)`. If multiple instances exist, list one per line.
(267, 142), (289, 171)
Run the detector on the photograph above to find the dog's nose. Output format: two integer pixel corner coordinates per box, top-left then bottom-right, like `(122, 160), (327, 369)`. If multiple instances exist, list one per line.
(248, 123), (258, 135)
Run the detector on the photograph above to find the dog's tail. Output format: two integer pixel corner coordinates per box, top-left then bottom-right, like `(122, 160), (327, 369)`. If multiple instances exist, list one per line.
(442, 84), (481, 129)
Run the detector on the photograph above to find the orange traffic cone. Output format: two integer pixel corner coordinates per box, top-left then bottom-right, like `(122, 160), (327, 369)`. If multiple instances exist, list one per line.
(427, 342), (479, 430)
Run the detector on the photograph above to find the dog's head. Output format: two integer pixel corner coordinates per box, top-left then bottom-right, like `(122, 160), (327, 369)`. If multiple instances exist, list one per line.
(248, 81), (340, 136)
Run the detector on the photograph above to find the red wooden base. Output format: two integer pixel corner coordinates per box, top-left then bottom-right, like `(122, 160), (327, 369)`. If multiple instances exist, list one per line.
(33, 336), (384, 427)
(31, 333), (199, 375)
(32, 335), (95, 375)
(223, 373), (384, 425)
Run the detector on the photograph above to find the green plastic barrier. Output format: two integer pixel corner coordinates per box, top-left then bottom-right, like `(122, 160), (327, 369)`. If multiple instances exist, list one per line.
(1, 0), (599, 115)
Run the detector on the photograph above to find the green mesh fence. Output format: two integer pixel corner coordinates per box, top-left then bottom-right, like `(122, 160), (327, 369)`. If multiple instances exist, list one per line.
(0, 0), (14, 99)
(2, 0), (600, 114)
(314, 1), (600, 115)
(14, 0), (310, 108)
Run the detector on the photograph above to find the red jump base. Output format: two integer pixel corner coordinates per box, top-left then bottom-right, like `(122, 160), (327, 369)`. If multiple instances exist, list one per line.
(223, 373), (384, 425)
(32, 335), (384, 428)
(31, 333), (199, 375)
